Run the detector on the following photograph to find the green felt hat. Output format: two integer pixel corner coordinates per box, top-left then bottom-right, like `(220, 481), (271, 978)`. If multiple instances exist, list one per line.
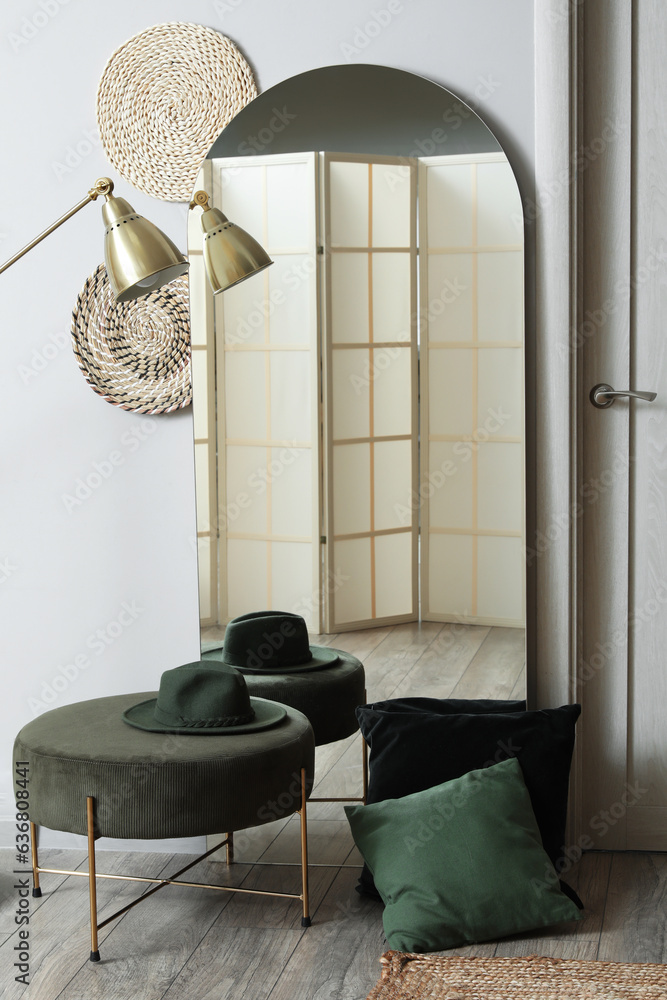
(205, 611), (340, 675)
(122, 661), (286, 734)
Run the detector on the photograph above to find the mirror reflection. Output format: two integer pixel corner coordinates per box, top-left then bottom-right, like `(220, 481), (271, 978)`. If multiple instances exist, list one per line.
(188, 64), (525, 692)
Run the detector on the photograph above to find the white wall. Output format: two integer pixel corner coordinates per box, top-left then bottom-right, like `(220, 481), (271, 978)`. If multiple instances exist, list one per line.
(0, 0), (534, 850)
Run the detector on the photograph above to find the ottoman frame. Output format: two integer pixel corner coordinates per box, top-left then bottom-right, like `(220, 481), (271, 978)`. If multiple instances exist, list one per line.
(29, 767), (310, 963)
(221, 724), (368, 866)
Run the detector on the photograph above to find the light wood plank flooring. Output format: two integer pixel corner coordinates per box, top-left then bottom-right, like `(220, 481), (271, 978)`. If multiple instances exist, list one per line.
(2, 622), (665, 999)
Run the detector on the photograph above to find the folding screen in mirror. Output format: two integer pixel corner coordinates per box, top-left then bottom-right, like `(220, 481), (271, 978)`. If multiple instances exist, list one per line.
(419, 154), (525, 626)
(321, 153), (418, 630)
(192, 153), (321, 629)
(191, 148), (524, 634)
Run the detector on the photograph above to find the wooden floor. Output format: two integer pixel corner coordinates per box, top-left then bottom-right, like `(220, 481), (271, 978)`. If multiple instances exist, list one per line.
(1, 622), (665, 999)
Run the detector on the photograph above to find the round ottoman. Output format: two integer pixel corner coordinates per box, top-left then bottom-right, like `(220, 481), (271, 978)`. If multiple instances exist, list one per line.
(14, 692), (315, 840)
(202, 645), (365, 746)
(14, 691), (315, 959)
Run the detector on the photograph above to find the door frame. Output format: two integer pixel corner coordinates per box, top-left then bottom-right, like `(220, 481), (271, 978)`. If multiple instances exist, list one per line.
(532, 0), (584, 844)
(532, 0), (581, 712)
(533, 0), (637, 846)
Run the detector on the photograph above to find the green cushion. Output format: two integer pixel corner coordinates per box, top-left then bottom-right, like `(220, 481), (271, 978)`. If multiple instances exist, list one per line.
(345, 757), (582, 952)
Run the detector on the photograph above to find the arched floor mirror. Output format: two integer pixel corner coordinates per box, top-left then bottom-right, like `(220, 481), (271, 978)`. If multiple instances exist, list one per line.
(188, 64), (525, 699)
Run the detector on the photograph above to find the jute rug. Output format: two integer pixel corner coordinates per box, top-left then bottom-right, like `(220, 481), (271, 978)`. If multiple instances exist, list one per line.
(366, 951), (667, 999)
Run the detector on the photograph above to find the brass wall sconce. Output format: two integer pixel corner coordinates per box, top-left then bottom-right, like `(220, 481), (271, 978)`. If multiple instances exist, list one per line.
(0, 177), (189, 302)
(0, 179), (273, 303)
(189, 190), (273, 294)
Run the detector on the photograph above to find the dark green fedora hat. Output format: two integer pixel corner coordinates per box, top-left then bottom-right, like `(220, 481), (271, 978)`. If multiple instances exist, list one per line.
(122, 661), (286, 734)
(205, 611), (340, 675)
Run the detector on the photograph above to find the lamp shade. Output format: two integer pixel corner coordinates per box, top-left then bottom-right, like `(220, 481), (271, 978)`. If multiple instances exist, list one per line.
(102, 195), (190, 303)
(201, 207), (273, 293)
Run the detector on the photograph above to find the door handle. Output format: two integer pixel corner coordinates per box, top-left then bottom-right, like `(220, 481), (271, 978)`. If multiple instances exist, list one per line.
(590, 383), (657, 408)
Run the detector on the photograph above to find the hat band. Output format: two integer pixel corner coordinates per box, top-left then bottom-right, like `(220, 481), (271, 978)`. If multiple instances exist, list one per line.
(153, 705), (255, 728)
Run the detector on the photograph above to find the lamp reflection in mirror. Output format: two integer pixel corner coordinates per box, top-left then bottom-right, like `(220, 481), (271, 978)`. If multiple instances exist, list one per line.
(0, 177), (189, 302)
(189, 190), (273, 293)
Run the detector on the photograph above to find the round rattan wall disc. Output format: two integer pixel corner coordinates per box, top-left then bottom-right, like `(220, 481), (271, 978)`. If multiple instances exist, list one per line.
(71, 264), (191, 414)
(96, 22), (258, 201)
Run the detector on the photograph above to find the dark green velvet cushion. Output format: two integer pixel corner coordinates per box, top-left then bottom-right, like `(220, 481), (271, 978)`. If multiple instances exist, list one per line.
(355, 699), (581, 907)
(345, 757), (582, 952)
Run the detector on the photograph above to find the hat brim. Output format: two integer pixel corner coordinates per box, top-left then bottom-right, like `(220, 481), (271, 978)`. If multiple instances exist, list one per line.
(202, 642), (341, 674)
(122, 695), (286, 734)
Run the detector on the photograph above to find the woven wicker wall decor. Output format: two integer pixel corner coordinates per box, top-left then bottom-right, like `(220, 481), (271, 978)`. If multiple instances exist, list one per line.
(71, 264), (191, 414)
(96, 22), (258, 202)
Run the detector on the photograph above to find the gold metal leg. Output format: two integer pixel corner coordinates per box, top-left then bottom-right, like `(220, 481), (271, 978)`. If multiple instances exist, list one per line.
(30, 822), (42, 897)
(28, 775), (314, 953)
(226, 831), (234, 865)
(86, 797), (100, 962)
(299, 767), (311, 927)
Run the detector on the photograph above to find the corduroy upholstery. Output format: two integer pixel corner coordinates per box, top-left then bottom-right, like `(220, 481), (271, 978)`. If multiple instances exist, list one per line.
(14, 692), (315, 840)
(202, 646), (365, 745)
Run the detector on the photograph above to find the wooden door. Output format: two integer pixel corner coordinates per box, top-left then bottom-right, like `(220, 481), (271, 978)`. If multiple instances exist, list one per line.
(624, 0), (667, 849)
(578, 0), (667, 850)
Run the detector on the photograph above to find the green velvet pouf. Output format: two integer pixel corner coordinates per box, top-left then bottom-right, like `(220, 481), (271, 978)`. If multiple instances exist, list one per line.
(14, 693), (315, 840)
(202, 647), (365, 746)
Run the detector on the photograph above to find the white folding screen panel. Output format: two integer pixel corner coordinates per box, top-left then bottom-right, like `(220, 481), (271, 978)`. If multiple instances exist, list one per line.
(321, 153), (419, 632)
(210, 153), (321, 631)
(190, 160), (218, 625)
(419, 153), (525, 627)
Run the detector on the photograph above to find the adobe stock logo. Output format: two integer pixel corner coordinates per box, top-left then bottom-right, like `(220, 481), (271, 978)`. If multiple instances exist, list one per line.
(340, 1), (405, 62)
(7, 0), (73, 53)
(17, 329), (69, 385)
(243, 619), (297, 670)
(61, 421), (158, 514)
(51, 128), (102, 182)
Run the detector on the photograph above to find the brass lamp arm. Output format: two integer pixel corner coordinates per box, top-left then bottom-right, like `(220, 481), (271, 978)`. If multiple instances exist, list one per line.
(0, 178), (115, 277)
